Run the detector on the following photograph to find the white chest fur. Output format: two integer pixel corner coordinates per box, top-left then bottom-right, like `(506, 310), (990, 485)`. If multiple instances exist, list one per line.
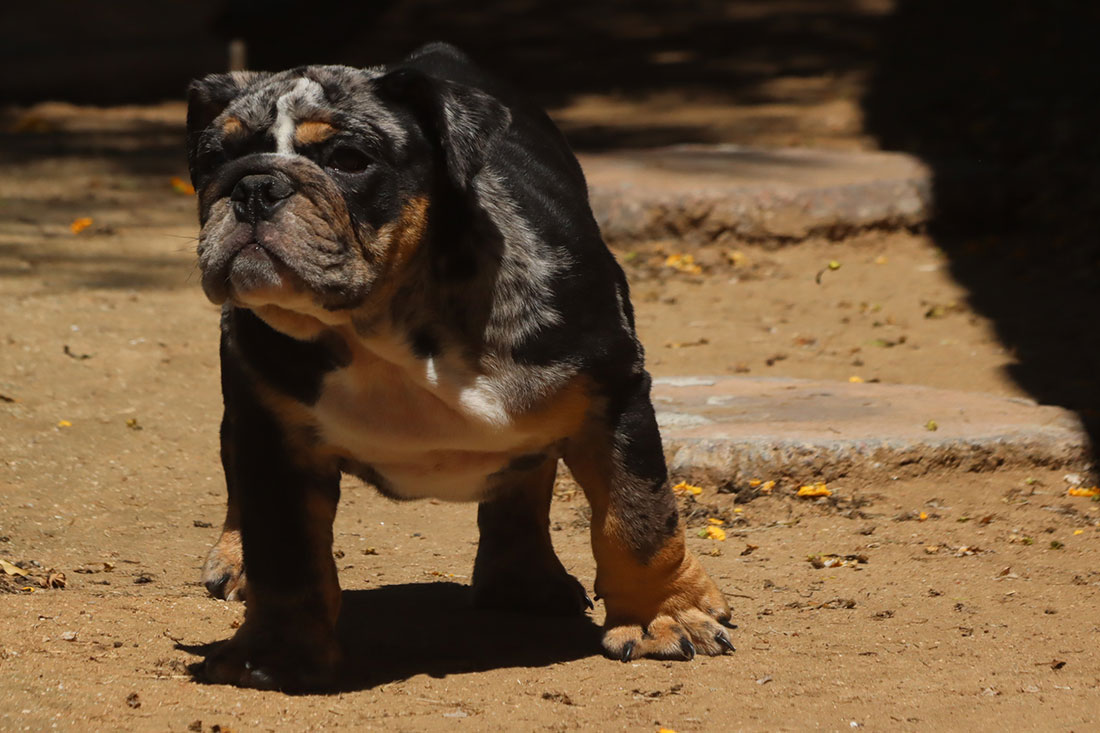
(309, 328), (556, 501)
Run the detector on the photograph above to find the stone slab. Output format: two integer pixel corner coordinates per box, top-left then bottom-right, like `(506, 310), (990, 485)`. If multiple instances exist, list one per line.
(651, 377), (1090, 484)
(578, 145), (932, 244)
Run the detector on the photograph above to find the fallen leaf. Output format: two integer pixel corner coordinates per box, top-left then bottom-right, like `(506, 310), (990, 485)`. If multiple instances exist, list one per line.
(170, 176), (196, 195)
(664, 253), (702, 275)
(848, 375), (864, 383)
(760, 480), (776, 494)
(70, 217), (93, 234)
(673, 481), (703, 496)
(924, 420), (938, 431)
(748, 479), (762, 487)
(702, 526), (726, 541)
(1067, 487), (1099, 498)
(57, 420), (72, 428)
(808, 554), (867, 569)
(741, 544), (758, 556)
(797, 483), (832, 498)
(1, 559), (28, 576)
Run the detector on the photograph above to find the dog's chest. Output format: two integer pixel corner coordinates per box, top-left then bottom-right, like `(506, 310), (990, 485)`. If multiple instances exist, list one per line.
(308, 336), (548, 501)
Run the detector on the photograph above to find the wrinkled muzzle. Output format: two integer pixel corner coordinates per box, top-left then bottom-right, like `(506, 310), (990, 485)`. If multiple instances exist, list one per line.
(196, 154), (373, 312)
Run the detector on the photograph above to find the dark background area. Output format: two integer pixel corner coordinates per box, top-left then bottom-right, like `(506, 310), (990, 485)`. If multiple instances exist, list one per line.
(3, 0), (1097, 462)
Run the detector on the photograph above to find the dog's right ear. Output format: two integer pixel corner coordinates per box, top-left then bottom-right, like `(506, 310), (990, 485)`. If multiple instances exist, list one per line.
(186, 71), (269, 184)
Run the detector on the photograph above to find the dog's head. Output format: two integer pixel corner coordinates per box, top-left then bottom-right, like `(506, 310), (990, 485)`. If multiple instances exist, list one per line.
(186, 60), (509, 331)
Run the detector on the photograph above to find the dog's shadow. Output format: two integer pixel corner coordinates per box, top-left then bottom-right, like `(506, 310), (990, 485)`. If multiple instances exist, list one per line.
(179, 582), (602, 693)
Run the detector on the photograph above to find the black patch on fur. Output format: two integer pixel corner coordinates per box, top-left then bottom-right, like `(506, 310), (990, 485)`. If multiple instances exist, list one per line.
(505, 452), (548, 473)
(338, 458), (404, 500)
(224, 307), (349, 405)
(599, 369), (678, 562)
(409, 327), (440, 359)
(219, 336), (340, 597)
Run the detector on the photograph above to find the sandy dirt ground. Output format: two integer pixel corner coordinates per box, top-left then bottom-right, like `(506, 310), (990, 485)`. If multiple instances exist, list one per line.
(1, 106), (1099, 732)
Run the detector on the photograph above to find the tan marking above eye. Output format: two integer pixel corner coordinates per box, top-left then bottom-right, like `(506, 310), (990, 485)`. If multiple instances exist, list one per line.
(295, 120), (338, 146)
(222, 116), (244, 138)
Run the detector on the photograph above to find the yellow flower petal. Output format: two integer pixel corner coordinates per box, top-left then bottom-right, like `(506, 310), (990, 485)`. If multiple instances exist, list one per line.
(1068, 487), (1100, 498)
(703, 526), (726, 541)
(797, 483), (832, 498)
(673, 481), (703, 496)
(170, 176), (196, 195)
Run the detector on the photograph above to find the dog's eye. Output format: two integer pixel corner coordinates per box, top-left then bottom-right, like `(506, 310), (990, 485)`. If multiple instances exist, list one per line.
(327, 147), (372, 173)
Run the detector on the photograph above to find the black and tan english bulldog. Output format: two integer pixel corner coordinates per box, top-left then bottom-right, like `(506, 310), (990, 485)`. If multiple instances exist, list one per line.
(187, 42), (733, 690)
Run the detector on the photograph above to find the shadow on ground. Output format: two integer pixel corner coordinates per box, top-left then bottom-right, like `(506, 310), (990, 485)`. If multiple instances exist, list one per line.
(863, 0), (1100, 470)
(181, 582), (601, 693)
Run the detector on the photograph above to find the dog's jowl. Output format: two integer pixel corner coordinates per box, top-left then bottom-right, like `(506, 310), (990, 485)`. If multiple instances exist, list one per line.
(187, 42), (733, 690)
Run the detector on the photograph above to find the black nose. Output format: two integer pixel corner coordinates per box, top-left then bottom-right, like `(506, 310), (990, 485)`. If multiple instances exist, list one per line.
(230, 174), (294, 223)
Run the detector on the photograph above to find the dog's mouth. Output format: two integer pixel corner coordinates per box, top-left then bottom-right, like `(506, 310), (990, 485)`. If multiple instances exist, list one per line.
(199, 226), (292, 306)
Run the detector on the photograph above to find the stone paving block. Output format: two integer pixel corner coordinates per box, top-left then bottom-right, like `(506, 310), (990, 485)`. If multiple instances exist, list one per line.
(579, 145), (932, 245)
(652, 376), (1090, 484)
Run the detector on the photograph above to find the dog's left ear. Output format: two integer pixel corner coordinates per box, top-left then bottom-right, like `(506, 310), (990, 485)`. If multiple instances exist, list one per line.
(374, 68), (511, 192)
(185, 71), (270, 184)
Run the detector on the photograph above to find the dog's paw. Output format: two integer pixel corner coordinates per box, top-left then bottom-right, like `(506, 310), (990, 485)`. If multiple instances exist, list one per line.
(203, 617), (339, 691)
(202, 529), (247, 601)
(600, 551), (734, 662)
(602, 609), (736, 662)
(472, 559), (593, 616)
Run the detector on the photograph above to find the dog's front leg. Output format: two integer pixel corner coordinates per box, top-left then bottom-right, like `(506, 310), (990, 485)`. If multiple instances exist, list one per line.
(203, 352), (342, 691)
(565, 371), (735, 661)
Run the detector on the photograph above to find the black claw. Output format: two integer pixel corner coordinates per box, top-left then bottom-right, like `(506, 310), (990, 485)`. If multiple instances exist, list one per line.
(204, 574), (230, 599)
(620, 640), (636, 663)
(679, 636), (696, 660)
(716, 631), (736, 653)
(583, 593), (595, 611)
(718, 617), (738, 629)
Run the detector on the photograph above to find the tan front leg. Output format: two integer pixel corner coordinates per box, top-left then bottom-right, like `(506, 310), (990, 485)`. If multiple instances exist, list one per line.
(565, 373), (734, 661)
